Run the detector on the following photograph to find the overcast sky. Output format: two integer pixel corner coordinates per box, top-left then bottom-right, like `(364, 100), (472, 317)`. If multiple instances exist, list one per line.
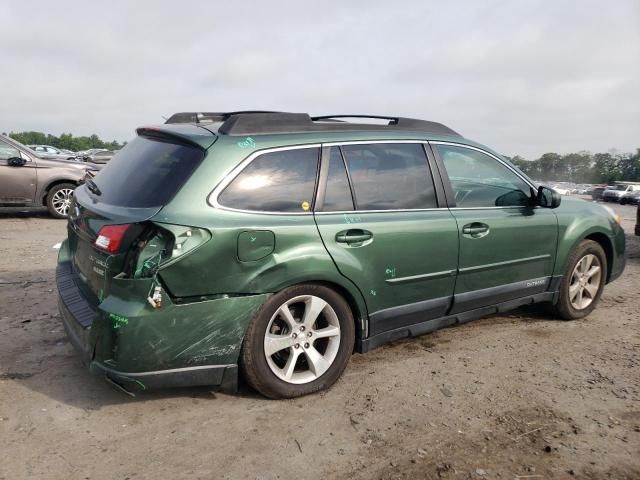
(2, 0), (638, 158)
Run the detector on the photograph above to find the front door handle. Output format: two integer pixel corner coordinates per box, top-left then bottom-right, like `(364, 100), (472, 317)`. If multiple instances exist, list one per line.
(335, 229), (373, 244)
(462, 222), (490, 238)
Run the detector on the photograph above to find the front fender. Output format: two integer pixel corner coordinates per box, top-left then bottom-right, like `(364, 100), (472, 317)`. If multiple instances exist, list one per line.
(38, 175), (83, 204)
(552, 198), (625, 281)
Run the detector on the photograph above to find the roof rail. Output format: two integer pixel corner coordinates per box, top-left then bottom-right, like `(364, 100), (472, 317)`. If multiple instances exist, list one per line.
(165, 111), (285, 125)
(165, 111), (461, 137)
(312, 114), (399, 123)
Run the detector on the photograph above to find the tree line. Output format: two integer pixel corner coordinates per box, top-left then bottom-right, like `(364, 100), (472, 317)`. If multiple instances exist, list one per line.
(507, 149), (640, 184)
(5, 131), (124, 152)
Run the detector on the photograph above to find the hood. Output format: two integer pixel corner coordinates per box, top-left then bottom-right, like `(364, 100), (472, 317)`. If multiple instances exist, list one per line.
(35, 156), (87, 168)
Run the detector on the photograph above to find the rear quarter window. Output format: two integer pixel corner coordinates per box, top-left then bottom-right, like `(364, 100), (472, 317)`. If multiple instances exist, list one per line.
(91, 135), (204, 208)
(218, 147), (320, 213)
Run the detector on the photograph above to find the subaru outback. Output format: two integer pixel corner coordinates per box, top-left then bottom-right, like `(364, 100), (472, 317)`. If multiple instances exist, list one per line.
(56, 112), (626, 398)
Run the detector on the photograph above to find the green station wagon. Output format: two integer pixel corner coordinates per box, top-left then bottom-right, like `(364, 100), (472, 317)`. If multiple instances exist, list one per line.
(57, 112), (626, 398)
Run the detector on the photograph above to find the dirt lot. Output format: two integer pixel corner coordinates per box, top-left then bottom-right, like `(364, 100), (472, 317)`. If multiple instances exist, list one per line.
(0, 200), (638, 480)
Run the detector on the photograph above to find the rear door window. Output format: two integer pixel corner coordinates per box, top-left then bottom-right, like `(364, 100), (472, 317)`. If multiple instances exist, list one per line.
(218, 147), (319, 213)
(91, 135), (205, 208)
(340, 143), (437, 210)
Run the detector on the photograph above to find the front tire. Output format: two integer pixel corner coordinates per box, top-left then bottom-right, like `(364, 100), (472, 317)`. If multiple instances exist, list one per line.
(46, 183), (76, 219)
(553, 240), (607, 320)
(241, 284), (355, 399)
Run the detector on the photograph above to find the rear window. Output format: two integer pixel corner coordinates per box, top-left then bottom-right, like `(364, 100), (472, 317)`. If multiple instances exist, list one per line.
(218, 147), (319, 212)
(91, 135), (204, 207)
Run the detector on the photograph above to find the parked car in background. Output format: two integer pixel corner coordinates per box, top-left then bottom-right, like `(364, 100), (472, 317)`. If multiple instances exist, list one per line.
(1, 134), (97, 218)
(57, 111), (626, 399)
(620, 190), (640, 205)
(575, 184), (591, 195)
(550, 184), (570, 195)
(602, 183), (640, 203)
(28, 144), (78, 161)
(589, 185), (607, 201)
(77, 148), (108, 159)
(84, 149), (116, 164)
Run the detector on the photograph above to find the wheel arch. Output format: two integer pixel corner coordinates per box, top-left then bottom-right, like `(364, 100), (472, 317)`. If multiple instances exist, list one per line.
(584, 232), (614, 282)
(308, 280), (368, 347)
(40, 178), (80, 205)
(557, 229), (614, 284)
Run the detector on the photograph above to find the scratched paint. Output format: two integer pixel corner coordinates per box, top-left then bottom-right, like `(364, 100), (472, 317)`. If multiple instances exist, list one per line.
(343, 214), (363, 224)
(237, 137), (256, 149)
(109, 313), (129, 329)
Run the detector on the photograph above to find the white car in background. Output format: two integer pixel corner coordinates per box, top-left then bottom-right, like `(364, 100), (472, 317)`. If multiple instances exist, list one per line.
(550, 184), (570, 195)
(28, 145), (78, 161)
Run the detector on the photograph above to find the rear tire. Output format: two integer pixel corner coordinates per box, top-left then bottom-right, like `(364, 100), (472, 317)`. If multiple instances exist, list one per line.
(241, 284), (355, 399)
(553, 240), (607, 320)
(46, 183), (76, 219)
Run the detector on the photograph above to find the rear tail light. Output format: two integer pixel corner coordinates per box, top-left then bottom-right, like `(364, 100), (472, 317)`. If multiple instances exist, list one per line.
(95, 224), (131, 253)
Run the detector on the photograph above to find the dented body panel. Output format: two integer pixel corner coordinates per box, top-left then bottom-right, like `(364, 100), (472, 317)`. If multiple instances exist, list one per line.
(58, 238), (268, 390)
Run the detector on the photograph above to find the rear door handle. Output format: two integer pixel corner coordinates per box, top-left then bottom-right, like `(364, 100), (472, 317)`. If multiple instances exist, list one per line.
(462, 223), (490, 237)
(335, 229), (373, 244)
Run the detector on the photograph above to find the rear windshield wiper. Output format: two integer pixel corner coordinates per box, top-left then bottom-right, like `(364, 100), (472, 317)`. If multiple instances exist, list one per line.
(85, 177), (102, 196)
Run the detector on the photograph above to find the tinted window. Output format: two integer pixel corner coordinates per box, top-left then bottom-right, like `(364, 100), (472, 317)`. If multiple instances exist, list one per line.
(219, 148), (319, 212)
(436, 145), (532, 207)
(341, 143), (436, 210)
(322, 147), (354, 211)
(91, 135), (204, 208)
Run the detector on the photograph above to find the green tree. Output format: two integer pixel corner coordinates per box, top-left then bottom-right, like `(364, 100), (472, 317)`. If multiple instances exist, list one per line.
(562, 151), (593, 183)
(593, 153), (619, 184)
(538, 153), (562, 181)
(617, 149), (640, 181)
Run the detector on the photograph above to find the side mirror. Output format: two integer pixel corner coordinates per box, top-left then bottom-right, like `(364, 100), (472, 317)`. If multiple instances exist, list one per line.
(7, 157), (26, 167)
(537, 185), (561, 209)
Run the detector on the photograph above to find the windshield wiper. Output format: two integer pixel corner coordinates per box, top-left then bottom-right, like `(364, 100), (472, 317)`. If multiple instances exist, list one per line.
(86, 177), (102, 196)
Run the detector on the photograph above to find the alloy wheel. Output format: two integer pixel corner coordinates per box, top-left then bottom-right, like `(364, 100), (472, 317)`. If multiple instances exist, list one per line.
(569, 254), (602, 310)
(52, 188), (74, 217)
(264, 295), (341, 384)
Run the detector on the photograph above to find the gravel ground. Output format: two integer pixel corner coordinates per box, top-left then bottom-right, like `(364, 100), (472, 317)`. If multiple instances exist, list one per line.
(0, 200), (638, 480)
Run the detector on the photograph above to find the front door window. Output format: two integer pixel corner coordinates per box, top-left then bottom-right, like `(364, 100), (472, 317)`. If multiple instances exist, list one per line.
(436, 144), (532, 207)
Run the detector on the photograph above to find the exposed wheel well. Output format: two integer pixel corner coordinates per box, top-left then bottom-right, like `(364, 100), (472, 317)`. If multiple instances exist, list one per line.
(307, 281), (366, 346)
(584, 232), (613, 282)
(41, 180), (80, 206)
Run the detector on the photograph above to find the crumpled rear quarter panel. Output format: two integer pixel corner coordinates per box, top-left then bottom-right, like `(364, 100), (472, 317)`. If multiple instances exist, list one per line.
(91, 276), (269, 372)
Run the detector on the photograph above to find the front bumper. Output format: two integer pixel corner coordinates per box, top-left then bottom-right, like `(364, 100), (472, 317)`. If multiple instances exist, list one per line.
(56, 243), (268, 391)
(608, 224), (627, 283)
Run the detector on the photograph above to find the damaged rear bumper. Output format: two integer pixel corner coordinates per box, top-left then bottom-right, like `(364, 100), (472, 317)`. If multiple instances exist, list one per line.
(56, 240), (269, 393)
